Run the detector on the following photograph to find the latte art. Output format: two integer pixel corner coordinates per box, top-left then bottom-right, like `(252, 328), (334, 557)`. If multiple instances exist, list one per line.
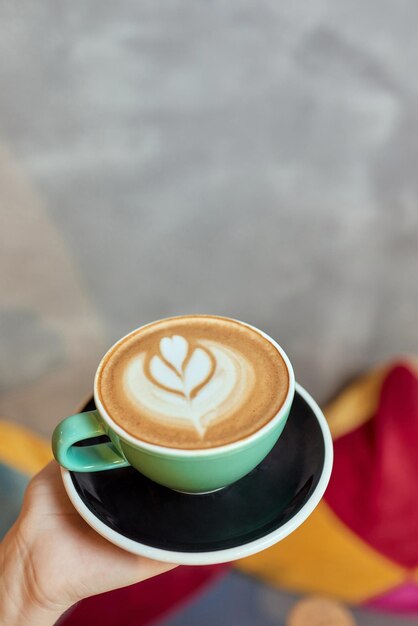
(124, 335), (255, 437)
(148, 335), (216, 401)
(96, 315), (290, 450)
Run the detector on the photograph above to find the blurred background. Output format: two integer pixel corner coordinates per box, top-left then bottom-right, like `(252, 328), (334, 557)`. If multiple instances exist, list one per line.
(1, 1), (418, 624)
(2, 0), (418, 437)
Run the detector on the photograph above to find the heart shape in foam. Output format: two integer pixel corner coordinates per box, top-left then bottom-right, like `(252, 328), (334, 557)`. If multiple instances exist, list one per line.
(150, 336), (214, 401)
(160, 335), (188, 374)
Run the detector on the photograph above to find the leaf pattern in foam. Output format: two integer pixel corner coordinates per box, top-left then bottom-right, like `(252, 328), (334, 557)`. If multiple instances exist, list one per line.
(143, 335), (222, 436)
(149, 336), (214, 401)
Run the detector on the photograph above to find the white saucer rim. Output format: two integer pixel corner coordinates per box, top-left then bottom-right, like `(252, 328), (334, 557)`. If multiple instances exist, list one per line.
(61, 382), (333, 565)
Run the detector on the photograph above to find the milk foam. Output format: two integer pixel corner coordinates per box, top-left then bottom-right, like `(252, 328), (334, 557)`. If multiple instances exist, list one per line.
(97, 315), (290, 449)
(123, 335), (255, 437)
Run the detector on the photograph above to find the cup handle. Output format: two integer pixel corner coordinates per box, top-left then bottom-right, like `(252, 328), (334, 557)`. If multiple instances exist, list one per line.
(52, 410), (130, 472)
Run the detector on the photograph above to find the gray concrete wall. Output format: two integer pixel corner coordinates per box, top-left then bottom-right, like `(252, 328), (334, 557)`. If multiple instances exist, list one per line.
(1, 0), (417, 434)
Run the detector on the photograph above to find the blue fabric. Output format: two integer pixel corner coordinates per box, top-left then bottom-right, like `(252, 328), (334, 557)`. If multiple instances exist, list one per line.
(159, 571), (409, 626)
(160, 571), (290, 626)
(0, 463), (29, 539)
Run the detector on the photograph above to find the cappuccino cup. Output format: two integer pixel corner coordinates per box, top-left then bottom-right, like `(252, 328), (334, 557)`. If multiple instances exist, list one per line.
(52, 315), (295, 493)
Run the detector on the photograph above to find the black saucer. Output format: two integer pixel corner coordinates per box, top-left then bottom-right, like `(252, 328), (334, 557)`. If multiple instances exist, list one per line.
(65, 386), (329, 561)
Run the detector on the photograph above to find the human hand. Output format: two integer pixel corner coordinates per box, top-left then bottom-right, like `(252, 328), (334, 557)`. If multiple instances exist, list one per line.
(0, 461), (177, 625)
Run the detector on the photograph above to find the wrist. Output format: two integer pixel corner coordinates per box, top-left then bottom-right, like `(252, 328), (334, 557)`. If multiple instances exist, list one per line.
(0, 522), (69, 626)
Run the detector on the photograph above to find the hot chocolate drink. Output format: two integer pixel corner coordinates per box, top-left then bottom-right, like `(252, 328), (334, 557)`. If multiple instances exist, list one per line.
(96, 315), (289, 450)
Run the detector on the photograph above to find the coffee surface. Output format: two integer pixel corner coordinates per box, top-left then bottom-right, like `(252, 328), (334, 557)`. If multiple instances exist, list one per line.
(96, 315), (289, 449)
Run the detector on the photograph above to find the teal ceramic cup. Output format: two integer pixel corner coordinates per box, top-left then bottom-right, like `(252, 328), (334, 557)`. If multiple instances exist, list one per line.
(52, 321), (295, 494)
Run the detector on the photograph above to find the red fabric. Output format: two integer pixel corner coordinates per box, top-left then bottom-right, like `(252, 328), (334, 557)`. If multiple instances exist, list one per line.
(325, 362), (418, 569)
(60, 564), (228, 626)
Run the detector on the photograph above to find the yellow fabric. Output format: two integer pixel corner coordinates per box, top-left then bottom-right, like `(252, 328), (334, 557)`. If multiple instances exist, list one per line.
(0, 419), (52, 475)
(237, 503), (405, 603)
(324, 363), (389, 439)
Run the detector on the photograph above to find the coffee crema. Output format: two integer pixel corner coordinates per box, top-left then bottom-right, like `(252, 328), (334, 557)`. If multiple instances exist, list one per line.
(96, 315), (289, 450)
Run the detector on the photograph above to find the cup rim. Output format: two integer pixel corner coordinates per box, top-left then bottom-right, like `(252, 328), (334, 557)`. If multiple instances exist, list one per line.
(93, 314), (295, 457)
